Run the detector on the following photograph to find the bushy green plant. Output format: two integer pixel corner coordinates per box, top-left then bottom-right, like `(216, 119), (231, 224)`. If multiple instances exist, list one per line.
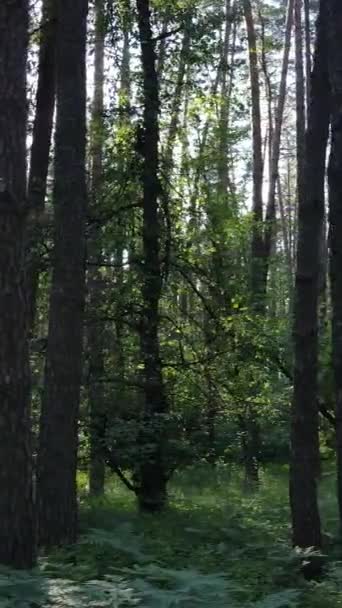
(0, 567), (138, 607)
(121, 564), (233, 607)
(4, 465), (340, 608)
(81, 524), (148, 563)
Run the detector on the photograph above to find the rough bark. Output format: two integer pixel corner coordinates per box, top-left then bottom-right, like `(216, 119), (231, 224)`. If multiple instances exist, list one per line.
(0, 0), (36, 568)
(37, 0), (88, 547)
(290, 0), (330, 549)
(136, 0), (169, 512)
(26, 0), (56, 330)
(88, 0), (106, 498)
(327, 0), (342, 527)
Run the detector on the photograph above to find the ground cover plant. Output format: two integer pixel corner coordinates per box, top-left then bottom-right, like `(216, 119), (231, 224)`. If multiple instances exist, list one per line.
(1, 465), (342, 607)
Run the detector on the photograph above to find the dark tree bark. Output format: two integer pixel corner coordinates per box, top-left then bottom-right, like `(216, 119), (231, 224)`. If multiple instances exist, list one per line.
(295, 0), (306, 221)
(327, 0), (342, 527)
(26, 0), (56, 330)
(0, 0), (36, 568)
(318, 216), (328, 335)
(112, 20), (131, 438)
(135, 0), (169, 512)
(37, 0), (88, 547)
(290, 0), (330, 549)
(242, 0), (264, 486)
(88, 0), (106, 498)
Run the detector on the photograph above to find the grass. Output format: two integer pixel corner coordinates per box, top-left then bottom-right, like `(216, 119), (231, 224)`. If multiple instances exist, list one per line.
(2, 464), (342, 607)
(72, 463), (342, 606)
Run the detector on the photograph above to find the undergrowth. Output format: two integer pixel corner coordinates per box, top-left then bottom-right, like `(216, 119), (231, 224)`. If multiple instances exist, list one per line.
(1, 464), (342, 607)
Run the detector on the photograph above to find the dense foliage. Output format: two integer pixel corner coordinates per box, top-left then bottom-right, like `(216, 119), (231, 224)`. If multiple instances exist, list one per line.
(2, 467), (342, 607)
(2, 0), (342, 603)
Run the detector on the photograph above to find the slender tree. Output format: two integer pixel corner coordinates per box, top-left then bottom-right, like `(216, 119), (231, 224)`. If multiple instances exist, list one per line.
(290, 0), (330, 549)
(303, 0), (311, 113)
(243, 0), (264, 312)
(217, 0), (234, 202)
(241, 0), (265, 483)
(295, 0), (306, 218)
(264, 0), (295, 281)
(327, 0), (342, 527)
(26, 0), (56, 329)
(37, 0), (88, 547)
(135, 0), (169, 511)
(0, 0), (36, 568)
(164, 12), (192, 171)
(88, 0), (106, 497)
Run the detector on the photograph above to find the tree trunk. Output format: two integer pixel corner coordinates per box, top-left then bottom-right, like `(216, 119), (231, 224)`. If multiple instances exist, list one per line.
(242, 0), (264, 484)
(37, 0), (88, 547)
(278, 177), (293, 293)
(304, 0), (311, 115)
(190, 4), (235, 211)
(136, 0), (169, 512)
(290, 0), (330, 550)
(264, 0), (294, 281)
(243, 0), (264, 312)
(318, 215), (328, 334)
(88, 0), (106, 498)
(217, 0), (233, 202)
(240, 409), (260, 488)
(295, 0), (306, 212)
(327, 0), (342, 528)
(0, 0), (36, 568)
(156, 12), (169, 78)
(26, 0), (56, 330)
(163, 17), (192, 173)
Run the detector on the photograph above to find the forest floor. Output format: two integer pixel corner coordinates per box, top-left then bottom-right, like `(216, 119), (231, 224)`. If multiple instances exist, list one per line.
(1, 465), (342, 607)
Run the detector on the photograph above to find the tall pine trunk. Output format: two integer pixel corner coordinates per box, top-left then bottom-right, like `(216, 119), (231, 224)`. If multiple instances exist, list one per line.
(243, 0), (264, 311)
(218, 0), (234, 202)
(37, 0), (88, 547)
(164, 13), (192, 170)
(303, 0), (311, 113)
(88, 0), (106, 498)
(0, 0), (36, 568)
(290, 0), (330, 549)
(26, 0), (56, 330)
(136, 0), (169, 512)
(242, 0), (264, 484)
(327, 0), (342, 528)
(264, 0), (294, 281)
(295, 0), (306, 220)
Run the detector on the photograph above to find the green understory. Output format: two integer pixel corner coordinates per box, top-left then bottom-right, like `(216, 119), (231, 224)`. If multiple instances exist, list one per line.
(2, 465), (342, 607)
